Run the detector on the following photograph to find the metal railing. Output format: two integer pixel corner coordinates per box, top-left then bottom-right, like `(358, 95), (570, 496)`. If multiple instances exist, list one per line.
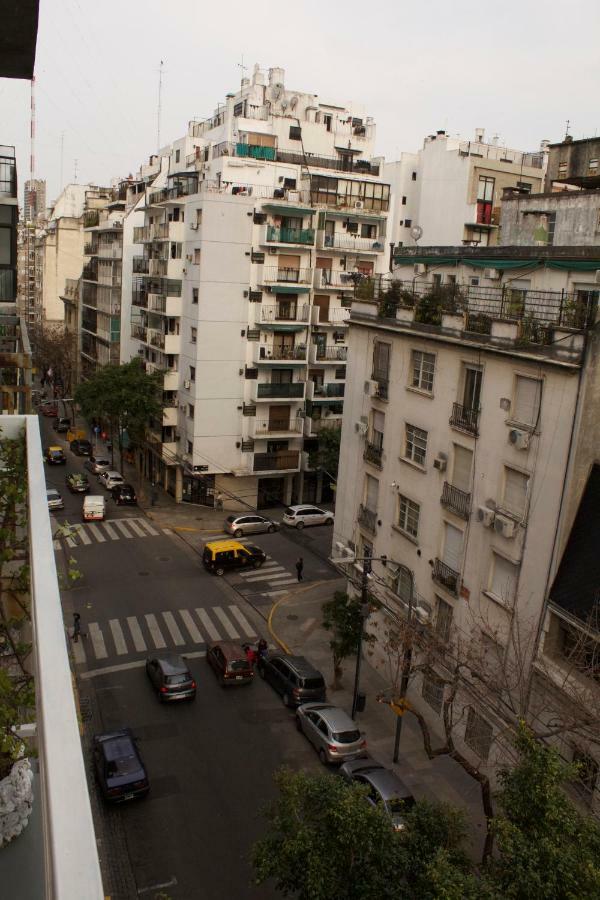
(253, 450), (300, 471)
(148, 328), (165, 349)
(432, 558), (460, 596)
(253, 418), (303, 435)
(258, 344), (307, 361)
(131, 323), (147, 342)
(449, 402), (479, 436)
(261, 267), (312, 285)
(133, 256), (150, 274)
(314, 269), (361, 290)
(314, 382), (345, 398)
(458, 140), (544, 168)
(260, 303), (309, 322)
(358, 503), (378, 533)
(363, 441), (383, 467)
(266, 225), (315, 245)
(322, 233), (385, 252)
(277, 149), (380, 176)
(316, 346), (348, 361)
(148, 294), (166, 313)
(256, 382), (305, 399)
(441, 482), (471, 519)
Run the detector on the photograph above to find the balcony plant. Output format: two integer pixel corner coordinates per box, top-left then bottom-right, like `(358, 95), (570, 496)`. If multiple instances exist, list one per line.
(415, 283), (464, 326)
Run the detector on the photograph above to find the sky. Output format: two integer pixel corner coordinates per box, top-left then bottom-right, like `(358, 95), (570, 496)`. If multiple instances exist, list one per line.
(2, 0), (600, 208)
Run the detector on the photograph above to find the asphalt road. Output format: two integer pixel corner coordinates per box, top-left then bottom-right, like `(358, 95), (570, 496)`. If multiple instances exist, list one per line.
(40, 415), (328, 899)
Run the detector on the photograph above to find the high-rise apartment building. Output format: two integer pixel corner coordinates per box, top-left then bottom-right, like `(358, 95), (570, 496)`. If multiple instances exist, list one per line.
(128, 65), (390, 507)
(23, 177), (46, 222)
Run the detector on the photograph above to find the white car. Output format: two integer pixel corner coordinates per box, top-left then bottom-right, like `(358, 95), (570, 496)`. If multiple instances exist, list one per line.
(282, 505), (334, 529)
(46, 488), (64, 511)
(99, 470), (124, 491)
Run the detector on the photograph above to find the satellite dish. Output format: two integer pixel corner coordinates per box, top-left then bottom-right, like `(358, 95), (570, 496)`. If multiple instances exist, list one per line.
(290, 95), (299, 110)
(410, 225), (423, 243)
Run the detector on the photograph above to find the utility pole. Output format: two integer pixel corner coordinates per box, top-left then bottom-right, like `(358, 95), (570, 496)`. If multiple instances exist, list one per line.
(351, 556), (372, 718)
(393, 575), (414, 763)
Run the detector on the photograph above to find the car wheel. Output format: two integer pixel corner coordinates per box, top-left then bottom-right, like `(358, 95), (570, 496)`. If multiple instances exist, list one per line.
(296, 521), (305, 530)
(252, 559), (263, 569)
(295, 715), (303, 733)
(215, 566), (225, 576)
(282, 692), (291, 707)
(325, 517), (334, 526)
(234, 529), (243, 538)
(318, 748), (328, 765)
(267, 524), (275, 534)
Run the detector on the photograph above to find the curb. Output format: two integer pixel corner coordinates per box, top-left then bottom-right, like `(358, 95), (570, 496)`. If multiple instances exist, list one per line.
(267, 579), (334, 654)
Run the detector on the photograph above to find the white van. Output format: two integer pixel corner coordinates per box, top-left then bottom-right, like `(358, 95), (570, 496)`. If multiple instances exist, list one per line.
(83, 495), (106, 522)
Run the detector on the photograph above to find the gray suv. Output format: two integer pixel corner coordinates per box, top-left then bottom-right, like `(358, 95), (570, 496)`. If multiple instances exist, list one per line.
(257, 654), (326, 707)
(295, 703), (367, 764)
(340, 759), (416, 830)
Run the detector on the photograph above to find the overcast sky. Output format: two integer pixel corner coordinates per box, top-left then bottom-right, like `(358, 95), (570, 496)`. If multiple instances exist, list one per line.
(3, 0), (599, 207)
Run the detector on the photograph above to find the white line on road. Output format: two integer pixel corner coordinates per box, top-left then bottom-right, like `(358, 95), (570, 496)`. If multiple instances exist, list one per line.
(109, 619), (128, 655)
(127, 616), (147, 652)
(241, 569), (288, 583)
(195, 608), (220, 641)
(113, 519), (133, 539)
(80, 653), (207, 680)
(300, 617), (317, 633)
(239, 564), (285, 579)
(227, 605), (256, 638)
(213, 606), (240, 639)
(264, 576), (298, 585)
(66, 536), (76, 548)
(163, 528), (173, 535)
(124, 519), (145, 538)
(145, 613), (166, 649)
(261, 590), (289, 598)
(74, 525), (92, 545)
(178, 609), (202, 643)
(137, 518), (159, 536)
(89, 623), (107, 659)
(101, 521), (119, 540)
(162, 611), (185, 645)
(137, 876), (178, 896)
(87, 523), (106, 542)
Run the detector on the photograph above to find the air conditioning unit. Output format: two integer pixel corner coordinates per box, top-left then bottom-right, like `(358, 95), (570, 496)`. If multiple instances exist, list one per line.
(287, 190), (300, 202)
(484, 267), (500, 280)
(494, 514), (516, 539)
(190, 223), (199, 230)
(477, 505), (495, 528)
(364, 379), (378, 395)
(354, 201), (364, 210)
(355, 421), (368, 436)
(183, 380), (191, 389)
(414, 263), (427, 275)
(433, 455), (447, 472)
(509, 429), (531, 450)
(268, 247), (278, 255)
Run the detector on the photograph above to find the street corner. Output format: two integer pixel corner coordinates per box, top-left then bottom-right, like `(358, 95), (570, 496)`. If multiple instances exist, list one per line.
(267, 578), (345, 655)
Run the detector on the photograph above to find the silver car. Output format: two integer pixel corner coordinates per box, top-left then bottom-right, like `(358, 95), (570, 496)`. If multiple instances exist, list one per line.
(84, 456), (111, 476)
(339, 759), (416, 830)
(46, 488), (64, 511)
(282, 504), (334, 529)
(99, 470), (124, 491)
(295, 703), (367, 764)
(224, 514), (277, 537)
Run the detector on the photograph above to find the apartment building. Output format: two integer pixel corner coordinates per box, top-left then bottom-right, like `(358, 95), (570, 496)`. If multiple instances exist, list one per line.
(385, 128), (546, 248)
(129, 65), (390, 507)
(334, 242), (599, 788)
(23, 177), (46, 222)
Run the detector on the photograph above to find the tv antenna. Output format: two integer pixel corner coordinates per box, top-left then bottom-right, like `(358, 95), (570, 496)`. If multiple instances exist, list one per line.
(237, 55), (247, 89)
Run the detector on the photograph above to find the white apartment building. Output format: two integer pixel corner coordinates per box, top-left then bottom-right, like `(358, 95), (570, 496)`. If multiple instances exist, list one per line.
(385, 128), (546, 249)
(128, 65), (391, 507)
(334, 242), (599, 786)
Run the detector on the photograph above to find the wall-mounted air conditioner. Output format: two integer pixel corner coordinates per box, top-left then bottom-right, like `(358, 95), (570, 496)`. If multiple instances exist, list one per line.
(494, 514), (516, 538)
(477, 506), (495, 528)
(484, 267), (500, 280)
(433, 455), (447, 472)
(183, 380), (191, 389)
(509, 429), (530, 450)
(354, 201), (364, 210)
(364, 379), (377, 395)
(355, 421), (368, 436)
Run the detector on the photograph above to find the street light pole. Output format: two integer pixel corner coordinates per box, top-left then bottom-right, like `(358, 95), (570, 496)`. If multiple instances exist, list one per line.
(351, 556), (371, 719)
(393, 569), (414, 763)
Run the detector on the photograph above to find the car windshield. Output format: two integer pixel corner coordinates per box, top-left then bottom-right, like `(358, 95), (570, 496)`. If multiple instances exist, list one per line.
(107, 755), (141, 777)
(245, 545), (262, 555)
(302, 677), (325, 690)
(166, 674), (190, 685)
(50, 450), (62, 457)
(229, 659), (249, 671)
(387, 796), (415, 815)
(284, 508), (295, 516)
(226, 515), (236, 523)
(332, 729), (361, 744)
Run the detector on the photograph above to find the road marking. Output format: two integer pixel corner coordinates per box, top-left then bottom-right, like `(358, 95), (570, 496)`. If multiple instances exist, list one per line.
(264, 576), (298, 585)
(145, 613), (166, 649)
(109, 619), (128, 655)
(124, 519), (145, 538)
(126, 616), (147, 652)
(239, 563), (284, 578)
(137, 518), (159, 536)
(66, 535), (76, 548)
(162, 611), (184, 645)
(241, 568), (287, 582)
(300, 617), (317, 633)
(163, 527), (173, 534)
(74, 525), (92, 545)
(228, 605), (255, 638)
(89, 623), (107, 659)
(80, 659), (148, 680)
(53, 540), (60, 550)
(137, 876), (178, 896)
(87, 523), (106, 542)
(72, 639), (87, 665)
(178, 609), (202, 643)
(262, 590), (290, 598)
(213, 606), (240, 639)
(195, 608), (220, 641)
(102, 521), (119, 540)
(113, 519), (133, 539)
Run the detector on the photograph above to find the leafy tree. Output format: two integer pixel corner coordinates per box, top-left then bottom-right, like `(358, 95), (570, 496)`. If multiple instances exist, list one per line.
(308, 424), (341, 480)
(322, 590), (376, 689)
(30, 322), (78, 395)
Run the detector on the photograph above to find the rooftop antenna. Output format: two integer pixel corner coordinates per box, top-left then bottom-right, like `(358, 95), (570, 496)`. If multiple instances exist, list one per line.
(59, 131), (65, 193)
(565, 119), (571, 139)
(237, 54), (247, 90)
(157, 60), (164, 152)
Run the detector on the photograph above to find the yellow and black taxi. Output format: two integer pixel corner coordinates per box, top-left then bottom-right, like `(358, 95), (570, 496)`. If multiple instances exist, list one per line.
(44, 445), (66, 465)
(202, 539), (266, 576)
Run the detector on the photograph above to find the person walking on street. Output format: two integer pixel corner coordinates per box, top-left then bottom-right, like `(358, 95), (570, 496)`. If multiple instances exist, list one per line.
(72, 612), (86, 642)
(295, 557), (304, 582)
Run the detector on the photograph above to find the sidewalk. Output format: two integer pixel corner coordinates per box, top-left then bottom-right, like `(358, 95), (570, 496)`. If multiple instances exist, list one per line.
(268, 579), (488, 860)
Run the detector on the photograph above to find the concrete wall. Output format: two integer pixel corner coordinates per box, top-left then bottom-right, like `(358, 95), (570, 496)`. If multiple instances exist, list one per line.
(42, 218), (83, 323)
(501, 191), (600, 246)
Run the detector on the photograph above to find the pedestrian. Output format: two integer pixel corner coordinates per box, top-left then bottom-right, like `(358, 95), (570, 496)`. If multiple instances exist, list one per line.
(215, 491), (224, 511)
(295, 557), (304, 582)
(244, 643), (257, 667)
(72, 612), (86, 642)
(257, 638), (268, 660)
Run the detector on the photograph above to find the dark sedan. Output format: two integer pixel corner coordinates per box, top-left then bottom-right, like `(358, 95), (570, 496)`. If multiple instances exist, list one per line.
(66, 472), (90, 493)
(145, 654), (196, 701)
(112, 483), (137, 505)
(93, 729), (149, 802)
(70, 439), (92, 456)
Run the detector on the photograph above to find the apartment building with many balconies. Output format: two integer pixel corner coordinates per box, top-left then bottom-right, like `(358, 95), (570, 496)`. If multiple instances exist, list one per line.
(334, 242), (599, 790)
(128, 65), (390, 507)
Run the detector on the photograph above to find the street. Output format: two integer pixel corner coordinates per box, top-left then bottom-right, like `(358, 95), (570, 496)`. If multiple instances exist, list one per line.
(41, 414), (339, 899)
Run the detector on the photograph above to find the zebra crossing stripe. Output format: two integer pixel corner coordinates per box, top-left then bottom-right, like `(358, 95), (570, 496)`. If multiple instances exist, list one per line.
(123, 519), (145, 538)
(145, 613), (166, 649)
(87, 523), (106, 542)
(109, 619), (128, 656)
(162, 611), (185, 645)
(213, 607), (239, 640)
(263, 576), (297, 585)
(74, 525), (92, 545)
(126, 616), (147, 652)
(227, 605), (255, 638)
(89, 623), (107, 659)
(239, 564), (285, 579)
(113, 520), (133, 539)
(53, 540), (60, 551)
(66, 535), (76, 548)
(195, 608), (220, 641)
(261, 590), (289, 598)
(72, 638), (87, 665)
(179, 609), (202, 643)
(137, 518), (159, 536)
(102, 522), (119, 540)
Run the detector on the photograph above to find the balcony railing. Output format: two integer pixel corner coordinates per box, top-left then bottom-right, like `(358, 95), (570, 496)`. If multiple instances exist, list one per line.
(253, 418), (304, 435)
(309, 416), (343, 433)
(314, 268), (361, 290)
(258, 344), (307, 361)
(441, 482), (471, 519)
(253, 450), (300, 472)
(363, 441), (383, 467)
(148, 328), (165, 349)
(458, 140), (544, 168)
(358, 504), (378, 533)
(316, 346), (348, 361)
(256, 382), (305, 399)
(266, 225), (315, 245)
(322, 233), (385, 252)
(314, 382), (345, 398)
(261, 266), (312, 285)
(449, 402), (479, 436)
(148, 294), (166, 313)
(432, 558), (460, 596)
(260, 303), (309, 322)
(133, 256), (150, 274)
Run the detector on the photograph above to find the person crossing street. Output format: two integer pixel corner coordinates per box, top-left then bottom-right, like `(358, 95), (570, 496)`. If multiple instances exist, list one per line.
(295, 557), (304, 582)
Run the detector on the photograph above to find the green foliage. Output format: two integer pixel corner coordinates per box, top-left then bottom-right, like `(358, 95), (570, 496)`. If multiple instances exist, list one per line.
(378, 281), (403, 318)
(308, 424), (341, 479)
(322, 590), (375, 687)
(415, 284), (464, 326)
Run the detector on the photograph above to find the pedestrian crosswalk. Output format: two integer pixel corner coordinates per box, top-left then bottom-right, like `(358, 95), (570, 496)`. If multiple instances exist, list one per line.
(225, 539), (298, 597)
(53, 516), (163, 550)
(70, 603), (258, 668)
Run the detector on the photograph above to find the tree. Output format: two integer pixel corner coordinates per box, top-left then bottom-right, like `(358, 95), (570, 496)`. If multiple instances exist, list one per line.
(322, 590), (375, 689)
(29, 322), (78, 395)
(308, 424), (341, 480)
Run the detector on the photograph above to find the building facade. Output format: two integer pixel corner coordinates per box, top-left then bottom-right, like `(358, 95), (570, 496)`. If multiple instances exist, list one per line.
(23, 177), (46, 222)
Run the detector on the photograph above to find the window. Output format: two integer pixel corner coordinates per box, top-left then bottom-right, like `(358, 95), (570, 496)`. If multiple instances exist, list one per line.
(335, 367), (345, 379)
(572, 749), (599, 796)
(404, 219), (412, 227)
(289, 125), (302, 141)
(452, 445), (473, 493)
(186, 440), (193, 455)
(402, 196), (407, 205)
(364, 474), (379, 512)
(558, 161), (568, 179)
(404, 423), (427, 466)
(442, 523), (463, 575)
(470, 277), (480, 286)
(489, 553), (518, 606)
(193, 248), (201, 265)
(360, 223), (376, 239)
(189, 366), (196, 382)
(323, 114), (332, 132)
(435, 597), (453, 643)
(588, 158), (599, 176)
(394, 567), (413, 605)
(398, 495), (419, 538)
(371, 410), (384, 450)
(411, 172), (417, 181)
(558, 622), (600, 680)
(372, 340), (391, 384)
(477, 175), (495, 224)
(188, 403), (195, 419)
(191, 327), (197, 344)
(412, 350), (435, 394)
(512, 375), (542, 427)
(192, 288), (198, 304)
(502, 467), (529, 517)
(175, 149), (180, 163)
(516, 181), (532, 193)
(464, 708), (493, 760)
(171, 242), (182, 259)
(421, 672), (444, 713)
(463, 365), (482, 411)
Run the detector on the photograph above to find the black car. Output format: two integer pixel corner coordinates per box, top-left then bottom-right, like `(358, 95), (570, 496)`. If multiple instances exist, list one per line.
(257, 653), (326, 707)
(112, 483), (137, 505)
(92, 728), (149, 802)
(53, 417), (71, 433)
(145, 654), (196, 701)
(70, 439), (92, 456)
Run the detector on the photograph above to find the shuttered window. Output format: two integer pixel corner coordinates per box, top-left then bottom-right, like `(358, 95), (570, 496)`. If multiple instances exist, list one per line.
(365, 475), (379, 511)
(490, 553), (518, 605)
(452, 445), (473, 492)
(503, 467), (529, 517)
(372, 341), (391, 381)
(513, 375), (542, 426)
(443, 523), (463, 572)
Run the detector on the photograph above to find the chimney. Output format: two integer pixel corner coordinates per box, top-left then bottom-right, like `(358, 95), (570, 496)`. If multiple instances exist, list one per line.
(540, 139), (550, 151)
(436, 129), (446, 136)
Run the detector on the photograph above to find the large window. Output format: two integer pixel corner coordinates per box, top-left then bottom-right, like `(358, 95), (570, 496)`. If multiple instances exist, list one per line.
(512, 375), (542, 427)
(411, 350), (435, 393)
(364, 474), (379, 512)
(397, 495), (420, 538)
(464, 708), (493, 760)
(404, 424), (427, 466)
(435, 597), (453, 643)
(476, 175), (495, 224)
(372, 341), (391, 383)
(370, 410), (385, 450)
(421, 672), (444, 713)
(488, 553), (518, 606)
(442, 522), (463, 573)
(502, 467), (529, 517)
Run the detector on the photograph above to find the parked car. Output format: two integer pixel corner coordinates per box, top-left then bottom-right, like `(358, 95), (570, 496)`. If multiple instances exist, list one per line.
(53, 417), (71, 433)
(112, 483), (137, 505)
(206, 641), (254, 685)
(282, 504), (334, 529)
(339, 759), (416, 830)
(257, 653), (326, 707)
(46, 488), (64, 511)
(70, 439), (92, 456)
(83, 495), (106, 521)
(202, 540), (266, 576)
(40, 403), (58, 417)
(92, 728), (149, 802)
(66, 472), (90, 493)
(145, 654), (196, 701)
(44, 445), (66, 465)
(99, 470), (124, 491)
(224, 513), (277, 537)
(295, 703), (367, 765)
(84, 455), (111, 476)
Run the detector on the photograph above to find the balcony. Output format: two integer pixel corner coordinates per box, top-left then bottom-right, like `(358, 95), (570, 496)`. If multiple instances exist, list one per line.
(148, 327), (165, 349)
(252, 417), (304, 437)
(149, 258), (168, 277)
(314, 345), (347, 362)
(441, 482), (471, 520)
(363, 441), (383, 467)
(306, 415), (343, 436)
(260, 267), (312, 286)
(256, 344), (307, 363)
(432, 559), (460, 596)
(255, 382), (305, 400)
(313, 268), (360, 291)
(83, 242), (97, 256)
(260, 303), (310, 324)
(131, 323), (148, 342)
(358, 503), (378, 533)
(313, 382), (345, 400)
(97, 242), (122, 260)
(449, 402), (479, 436)
(320, 232), (385, 253)
(133, 256), (150, 274)
(253, 450), (300, 472)
(148, 293), (166, 313)
(265, 225), (315, 246)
